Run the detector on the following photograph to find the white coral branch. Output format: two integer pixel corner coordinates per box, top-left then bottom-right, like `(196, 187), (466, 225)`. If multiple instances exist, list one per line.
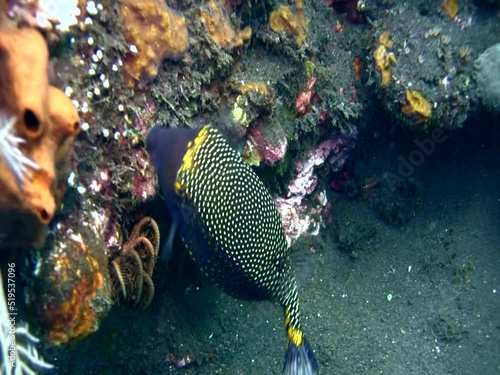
(0, 269), (53, 375)
(0, 113), (40, 190)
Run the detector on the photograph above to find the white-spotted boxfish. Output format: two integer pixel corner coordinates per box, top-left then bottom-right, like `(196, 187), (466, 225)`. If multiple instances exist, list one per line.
(147, 125), (318, 375)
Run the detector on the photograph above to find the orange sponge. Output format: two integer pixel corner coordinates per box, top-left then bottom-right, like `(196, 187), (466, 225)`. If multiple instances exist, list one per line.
(0, 27), (80, 248)
(200, 0), (251, 49)
(119, 0), (189, 88)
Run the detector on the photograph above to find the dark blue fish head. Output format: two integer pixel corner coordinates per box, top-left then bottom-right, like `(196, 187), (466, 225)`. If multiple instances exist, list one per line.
(146, 126), (198, 226)
(146, 126), (198, 197)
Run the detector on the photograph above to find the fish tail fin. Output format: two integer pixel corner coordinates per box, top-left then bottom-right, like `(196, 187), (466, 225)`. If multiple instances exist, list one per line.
(283, 335), (319, 375)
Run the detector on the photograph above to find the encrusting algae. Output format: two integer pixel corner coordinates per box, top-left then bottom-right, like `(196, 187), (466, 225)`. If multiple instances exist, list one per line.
(236, 81), (271, 96)
(231, 81), (273, 128)
(232, 95), (251, 127)
(27, 226), (113, 346)
(119, 0), (189, 88)
(200, 0), (251, 49)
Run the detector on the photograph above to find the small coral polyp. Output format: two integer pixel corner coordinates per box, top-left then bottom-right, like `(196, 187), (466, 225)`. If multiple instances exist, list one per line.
(119, 0), (189, 88)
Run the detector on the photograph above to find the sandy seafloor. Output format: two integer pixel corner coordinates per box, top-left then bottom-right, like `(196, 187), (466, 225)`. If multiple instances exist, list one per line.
(42, 115), (500, 375)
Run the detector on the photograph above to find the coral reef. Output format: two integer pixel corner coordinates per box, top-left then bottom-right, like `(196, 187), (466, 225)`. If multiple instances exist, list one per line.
(0, 0), (495, 372)
(0, 0), (495, 371)
(199, 0), (251, 49)
(273, 126), (357, 245)
(275, 191), (328, 247)
(368, 1), (492, 130)
(119, 0), (189, 88)
(274, 137), (348, 245)
(287, 140), (334, 198)
(296, 76), (317, 115)
(230, 81), (274, 130)
(0, 27), (80, 249)
(269, 1), (307, 47)
(26, 224), (113, 346)
(244, 120), (288, 166)
(108, 217), (160, 309)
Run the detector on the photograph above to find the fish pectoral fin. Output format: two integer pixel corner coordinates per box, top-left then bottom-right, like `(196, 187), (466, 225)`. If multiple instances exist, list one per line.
(160, 221), (177, 263)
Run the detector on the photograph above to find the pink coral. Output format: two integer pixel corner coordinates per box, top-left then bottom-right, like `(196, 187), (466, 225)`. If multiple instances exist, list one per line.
(274, 132), (357, 244)
(288, 138), (338, 197)
(273, 139), (342, 245)
(275, 190), (329, 246)
(246, 124), (287, 165)
(327, 131), (357, 172)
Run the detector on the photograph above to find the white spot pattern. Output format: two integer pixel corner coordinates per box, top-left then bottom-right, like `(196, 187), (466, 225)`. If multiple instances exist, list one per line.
(177, 127), (303, 329)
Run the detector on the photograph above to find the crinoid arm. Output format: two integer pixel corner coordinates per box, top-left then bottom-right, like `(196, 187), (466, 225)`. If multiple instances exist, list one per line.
(283, 336), (319, 375)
